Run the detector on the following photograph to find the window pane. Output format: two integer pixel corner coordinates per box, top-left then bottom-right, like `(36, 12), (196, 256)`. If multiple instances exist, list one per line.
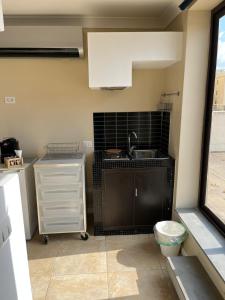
(205, 16), (225, 224)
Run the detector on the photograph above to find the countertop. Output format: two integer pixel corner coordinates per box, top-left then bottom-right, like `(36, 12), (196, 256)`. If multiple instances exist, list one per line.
(93, 151), (175, 189)
(34, 153), (86, 167)
(93, 150), (173, 165)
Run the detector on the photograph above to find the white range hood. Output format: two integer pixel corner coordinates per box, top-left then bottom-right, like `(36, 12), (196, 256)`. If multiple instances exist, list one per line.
(88, 32), (183, 89)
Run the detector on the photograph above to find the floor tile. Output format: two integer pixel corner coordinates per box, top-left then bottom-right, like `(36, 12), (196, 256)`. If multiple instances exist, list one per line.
(52, 234), (107, 275)
(108, 270), (176, 300)
(46, 273), (108, 300)
(106, 234), (161, 272)
(28, 232), (179, 300)
(106, 234), (153, 243)
(108, 271), (140, 299)
(159, 254), (167, 270)
(53, 251), (107, 275)
(30, 274), (51, 300)
(57, 234), (106, 255)
(26, 233), (59, 260)
(106, 234), (159, 252)
(29, 257), (53, 277)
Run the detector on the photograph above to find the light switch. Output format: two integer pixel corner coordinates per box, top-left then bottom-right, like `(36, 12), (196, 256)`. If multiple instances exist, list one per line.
(5, 96), (16, 104)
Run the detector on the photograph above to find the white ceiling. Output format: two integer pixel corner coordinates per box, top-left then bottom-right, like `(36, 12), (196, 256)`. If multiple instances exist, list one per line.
(3, 0), (220, 30)
(3, 0), (179, 18)
(191, 0), (223, 10)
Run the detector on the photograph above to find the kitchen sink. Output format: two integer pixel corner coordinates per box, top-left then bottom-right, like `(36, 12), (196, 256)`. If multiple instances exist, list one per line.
(131, 149), (159, 159)
(103, 151), (130, 161)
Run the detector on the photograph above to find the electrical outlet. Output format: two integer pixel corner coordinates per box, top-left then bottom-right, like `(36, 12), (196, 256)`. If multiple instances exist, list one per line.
(5, 96), (16, 104)
(82, 140), (93, 148)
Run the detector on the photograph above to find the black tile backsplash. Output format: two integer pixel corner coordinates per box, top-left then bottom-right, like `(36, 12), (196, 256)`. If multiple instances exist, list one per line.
(160, 111), (170, 154)
(93, 111), (170, 153)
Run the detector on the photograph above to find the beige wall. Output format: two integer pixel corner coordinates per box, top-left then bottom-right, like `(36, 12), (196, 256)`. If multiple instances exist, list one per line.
(165, 10), (211, 208)
(165, 11), (210, 209)
(165, 12), (187, 159)
(0, 31), (165, 201)
(164, 12), (187, 216)
(175, 11), (210, 209)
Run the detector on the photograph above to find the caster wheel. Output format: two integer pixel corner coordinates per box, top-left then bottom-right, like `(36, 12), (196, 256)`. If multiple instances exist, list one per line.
(42, 235), (49, 245)
(80, 233), (89, 241)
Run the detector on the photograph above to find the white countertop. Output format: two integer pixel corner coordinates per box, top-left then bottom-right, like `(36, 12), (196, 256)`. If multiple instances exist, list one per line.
(0, 157), (38, 171)
(34, 153), (86, 167)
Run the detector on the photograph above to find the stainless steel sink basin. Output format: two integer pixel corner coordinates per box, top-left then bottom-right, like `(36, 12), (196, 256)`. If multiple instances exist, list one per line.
(131, 149), (158, 159)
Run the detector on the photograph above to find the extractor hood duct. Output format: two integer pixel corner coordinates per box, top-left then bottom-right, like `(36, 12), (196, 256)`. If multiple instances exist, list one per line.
(0, 25), (83, 57)
(179, 0), (197, 11)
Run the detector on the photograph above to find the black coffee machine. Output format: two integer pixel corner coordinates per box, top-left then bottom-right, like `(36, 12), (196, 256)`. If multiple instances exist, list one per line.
(0, 138), (19, 163)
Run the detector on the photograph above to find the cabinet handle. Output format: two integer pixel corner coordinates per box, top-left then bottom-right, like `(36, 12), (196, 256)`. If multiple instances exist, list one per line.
(135, 188), (138, 197)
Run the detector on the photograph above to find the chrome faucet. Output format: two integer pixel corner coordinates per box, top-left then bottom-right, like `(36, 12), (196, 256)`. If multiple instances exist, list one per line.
(128, 131), (138, 154)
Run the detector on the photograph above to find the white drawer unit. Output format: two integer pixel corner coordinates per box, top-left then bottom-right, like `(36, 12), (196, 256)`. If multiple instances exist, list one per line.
(37, 184), (82, 204)
(39, 202), (83, 218)
(40, 216), (83, 234)
(36, 166), (82, 186)
(34, 152), (88, 244)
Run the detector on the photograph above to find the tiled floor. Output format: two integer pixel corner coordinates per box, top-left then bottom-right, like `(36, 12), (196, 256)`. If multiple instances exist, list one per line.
(27, 233), (178, 300)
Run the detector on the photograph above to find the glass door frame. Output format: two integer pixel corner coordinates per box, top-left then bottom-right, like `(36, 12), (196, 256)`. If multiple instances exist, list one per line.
(199, 0), (225, 235)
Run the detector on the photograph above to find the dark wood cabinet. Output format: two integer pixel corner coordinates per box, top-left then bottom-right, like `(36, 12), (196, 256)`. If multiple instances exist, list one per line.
(102, 169), (134, 229)
(102, 167), (171, 231)
(134, 168), (169, 226)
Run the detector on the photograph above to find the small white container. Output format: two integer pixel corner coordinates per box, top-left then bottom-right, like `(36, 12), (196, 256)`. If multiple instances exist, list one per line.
(154, 221), (186, 257)
(15, 149), (22, 158)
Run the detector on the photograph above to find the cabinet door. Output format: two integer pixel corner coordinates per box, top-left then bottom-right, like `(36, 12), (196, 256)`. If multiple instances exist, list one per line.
(134, 168), (168, 226)
(102, 169), (134, 229)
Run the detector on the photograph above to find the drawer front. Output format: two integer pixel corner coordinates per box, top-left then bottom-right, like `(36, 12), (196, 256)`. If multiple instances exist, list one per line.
(36, 166), (82, 186)
(37, 184), (82, 205)
(39, 203), (83, 218)
(40, 216), (84, 234)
